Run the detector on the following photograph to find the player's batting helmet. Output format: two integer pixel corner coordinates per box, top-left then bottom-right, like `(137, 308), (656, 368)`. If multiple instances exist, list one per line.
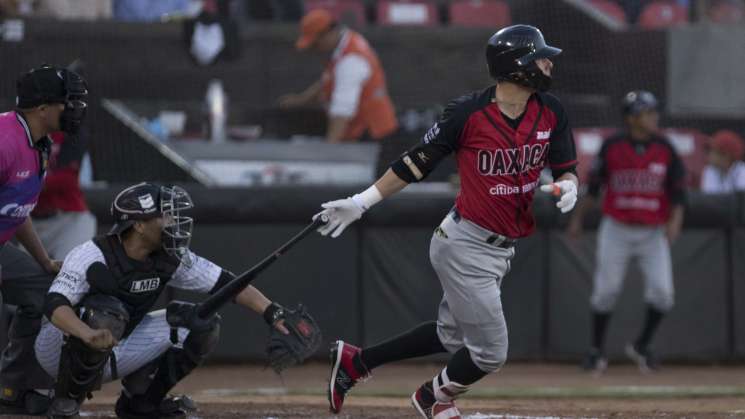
(621, 90), (658, 116)
(486, 25), (561, 92)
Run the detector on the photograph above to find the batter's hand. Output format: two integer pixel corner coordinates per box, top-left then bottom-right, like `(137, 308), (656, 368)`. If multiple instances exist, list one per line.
(81, 328), (117, 351)
(314, 197), (365, 238)
(540, 180), (577, 213)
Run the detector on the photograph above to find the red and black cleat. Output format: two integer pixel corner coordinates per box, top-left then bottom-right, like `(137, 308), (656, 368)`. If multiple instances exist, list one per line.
(327, 340), (370, 414)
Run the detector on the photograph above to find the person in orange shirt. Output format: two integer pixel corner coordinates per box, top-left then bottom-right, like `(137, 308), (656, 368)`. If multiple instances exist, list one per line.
(279, 9), (398, 144)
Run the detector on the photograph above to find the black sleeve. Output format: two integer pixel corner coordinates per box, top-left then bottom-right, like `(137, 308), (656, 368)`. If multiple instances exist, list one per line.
(391, 93), (476, 182)
(587, 141), (610, 198)
(543, 94), (578, 179)
(44, 292), (73, 321)
(208, 269), (236, 295)
(666, 142), (687, 205)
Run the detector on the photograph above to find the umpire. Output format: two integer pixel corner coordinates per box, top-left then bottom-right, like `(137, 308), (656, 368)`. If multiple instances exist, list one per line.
(0, 65), (88, 414)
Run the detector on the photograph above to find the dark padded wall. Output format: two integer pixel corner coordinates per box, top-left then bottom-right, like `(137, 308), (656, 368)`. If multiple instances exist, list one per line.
(82, 187), (744, 362)
(547, 229), (729, 361)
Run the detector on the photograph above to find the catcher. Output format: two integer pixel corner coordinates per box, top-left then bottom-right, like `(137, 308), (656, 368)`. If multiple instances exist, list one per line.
(34, 182), (320, 418)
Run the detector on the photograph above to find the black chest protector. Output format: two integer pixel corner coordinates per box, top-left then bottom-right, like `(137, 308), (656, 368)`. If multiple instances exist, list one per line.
(91, 236), (180, 336)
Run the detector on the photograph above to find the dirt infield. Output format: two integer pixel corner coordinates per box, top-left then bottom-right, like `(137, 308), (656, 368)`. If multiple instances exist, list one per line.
(12, 362), (745, 418)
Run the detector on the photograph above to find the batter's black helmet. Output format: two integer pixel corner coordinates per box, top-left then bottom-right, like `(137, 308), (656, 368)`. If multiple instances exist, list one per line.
(621, 90), (658, 116)
(486, 25), (561, 91)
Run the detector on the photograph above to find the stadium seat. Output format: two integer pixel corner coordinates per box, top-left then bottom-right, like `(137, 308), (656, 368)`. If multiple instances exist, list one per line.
(377, 0), (438, 26)
(707, 0), (745, 24)
(449, 0), (511, 28)
(304, 0), (366, 27)
(586, 0), (628, 25)
(638, 0), (689, 29)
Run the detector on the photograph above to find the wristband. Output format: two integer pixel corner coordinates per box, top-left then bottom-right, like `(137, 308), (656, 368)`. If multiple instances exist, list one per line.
(351, 185), (383, 211)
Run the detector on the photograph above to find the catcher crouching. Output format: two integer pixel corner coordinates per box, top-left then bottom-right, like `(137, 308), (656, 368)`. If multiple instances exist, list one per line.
(34, 182), (320, 418)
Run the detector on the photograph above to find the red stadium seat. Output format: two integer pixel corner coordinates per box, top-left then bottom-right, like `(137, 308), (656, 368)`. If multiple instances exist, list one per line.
(707, 0), (745, 24)
(586, 0), (628, 25)
(449, 0), (511, 28)
(638, 0), (689, 29)
(305, 0), (366, 27)
(377, 0), (438, 26)
(573, 127), (708, 188)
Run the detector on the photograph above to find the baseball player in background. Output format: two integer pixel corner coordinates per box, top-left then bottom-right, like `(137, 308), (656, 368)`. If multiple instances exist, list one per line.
(0, 64), (87, 415)
(316, 25), (578, 419)
(36, 183), (291, 418)
(568, 91), (686, 374)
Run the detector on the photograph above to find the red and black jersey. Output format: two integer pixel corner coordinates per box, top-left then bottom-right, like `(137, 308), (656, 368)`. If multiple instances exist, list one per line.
(415, 86), (577, 238)
(587, 132), (686, 225)
(32, 132), (88, 216)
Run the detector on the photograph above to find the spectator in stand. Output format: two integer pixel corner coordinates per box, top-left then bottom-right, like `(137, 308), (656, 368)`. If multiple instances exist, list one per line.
(700, 130), (745, 193)
(113, 0), (194, 21)
(34, 0), (112, 20)
(30, 131), (96, 260)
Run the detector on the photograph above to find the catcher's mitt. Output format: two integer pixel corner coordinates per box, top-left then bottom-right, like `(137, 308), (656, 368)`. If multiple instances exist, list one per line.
(264, 303), (322, 373)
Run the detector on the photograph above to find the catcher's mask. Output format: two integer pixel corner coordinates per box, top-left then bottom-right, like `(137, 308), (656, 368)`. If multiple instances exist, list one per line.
(109, 182), (194, 265)
(16, 64), (88, 135)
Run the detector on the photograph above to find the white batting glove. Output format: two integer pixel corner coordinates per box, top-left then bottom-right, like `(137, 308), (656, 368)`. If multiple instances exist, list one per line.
(314, 197), (366, 238)
(540, 180), (578, 213)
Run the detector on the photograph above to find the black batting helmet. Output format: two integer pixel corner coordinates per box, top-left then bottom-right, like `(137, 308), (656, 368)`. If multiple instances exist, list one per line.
(486, 25), (561, 91)
(621, 90), (658, 116)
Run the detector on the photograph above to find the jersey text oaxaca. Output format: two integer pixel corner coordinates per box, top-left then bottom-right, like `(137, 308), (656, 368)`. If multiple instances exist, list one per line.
(588, 133), (685, 225)
(424, 86), (576, 237)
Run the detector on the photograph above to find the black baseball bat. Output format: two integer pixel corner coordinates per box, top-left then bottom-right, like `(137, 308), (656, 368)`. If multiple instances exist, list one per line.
(196, 215), (328, 319)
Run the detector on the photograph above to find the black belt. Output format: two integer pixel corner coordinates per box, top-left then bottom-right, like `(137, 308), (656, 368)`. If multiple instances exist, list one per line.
(450, 209), (517, 249)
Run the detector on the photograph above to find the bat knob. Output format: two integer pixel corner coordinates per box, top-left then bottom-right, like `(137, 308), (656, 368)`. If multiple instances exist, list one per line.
(319, 214), (330, 224)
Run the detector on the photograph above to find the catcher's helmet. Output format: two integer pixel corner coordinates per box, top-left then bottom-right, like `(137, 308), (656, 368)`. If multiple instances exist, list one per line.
(486, 25), (561, 91)
(621, 90), (658, 116)
(110, 182), (194, 265)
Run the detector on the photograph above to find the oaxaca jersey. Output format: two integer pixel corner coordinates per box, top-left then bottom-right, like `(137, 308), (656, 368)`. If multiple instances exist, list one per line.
(587, 132), (686, 225)
(0, 111), (51, 244)
(422, 86), (577, 238)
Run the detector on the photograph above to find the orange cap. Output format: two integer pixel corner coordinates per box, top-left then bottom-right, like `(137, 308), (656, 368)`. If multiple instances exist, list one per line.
(296, 9), (335, 50)
(710, 130), (745, 161)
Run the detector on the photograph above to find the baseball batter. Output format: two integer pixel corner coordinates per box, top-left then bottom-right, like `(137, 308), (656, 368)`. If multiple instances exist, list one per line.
(568, 91), (685, 374)
(0, 64), (87, 415)
(35, 183), (291, 418)
(316, 25), (578, 419)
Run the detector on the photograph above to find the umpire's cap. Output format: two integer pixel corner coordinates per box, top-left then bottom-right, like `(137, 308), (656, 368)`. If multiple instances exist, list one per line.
(486, 25), (561, 91)
(109, 182), (164, 235)
(16, 64), (87, 108)
(622, 90), (658, 116)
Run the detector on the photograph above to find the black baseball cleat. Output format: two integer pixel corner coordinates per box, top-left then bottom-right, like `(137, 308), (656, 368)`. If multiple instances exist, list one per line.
(115, 392), (196, 419)
(0, 388), (51, 416)
(411, 381), (461, 419)
(327, 340), (370, 414)
(625, 342), (659, 373)
(581, 348), (608, 376)
(46, 396), (82, 419)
